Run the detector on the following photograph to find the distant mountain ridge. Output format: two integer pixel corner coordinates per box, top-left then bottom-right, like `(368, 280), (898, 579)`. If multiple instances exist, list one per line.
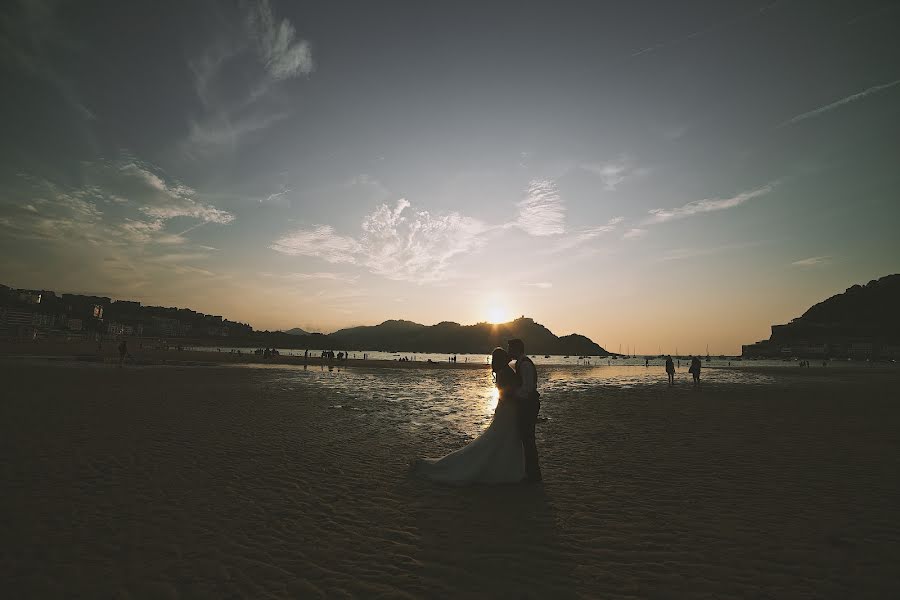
(322, 316), (607, 355)
(282, 327), (309, 336)
(799, 274), (900, 330)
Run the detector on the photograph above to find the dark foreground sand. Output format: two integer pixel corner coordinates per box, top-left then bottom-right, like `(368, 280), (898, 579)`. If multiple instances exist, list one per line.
(2, 362), (899, 598)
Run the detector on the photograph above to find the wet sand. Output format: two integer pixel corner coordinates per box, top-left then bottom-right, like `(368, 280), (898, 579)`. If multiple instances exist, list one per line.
(2, 362), (899, 598)
(0, 340), (488, 370)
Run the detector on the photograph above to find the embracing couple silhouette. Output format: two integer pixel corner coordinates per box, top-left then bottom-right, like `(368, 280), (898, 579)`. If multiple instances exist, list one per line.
(413, 338), (543, 484)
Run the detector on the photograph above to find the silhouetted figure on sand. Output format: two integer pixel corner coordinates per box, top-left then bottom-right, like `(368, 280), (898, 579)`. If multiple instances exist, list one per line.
(508, 338), (542, 482)
(689, 356), (701, 386)
(665, 355), (675, 386)
(118, 340), (128, 367)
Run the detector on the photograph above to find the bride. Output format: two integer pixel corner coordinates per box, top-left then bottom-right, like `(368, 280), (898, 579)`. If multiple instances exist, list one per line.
(412, 348), (526, 484)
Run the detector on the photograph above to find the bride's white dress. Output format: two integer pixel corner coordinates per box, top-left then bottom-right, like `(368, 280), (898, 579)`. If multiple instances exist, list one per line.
(414, 396), (526, 485)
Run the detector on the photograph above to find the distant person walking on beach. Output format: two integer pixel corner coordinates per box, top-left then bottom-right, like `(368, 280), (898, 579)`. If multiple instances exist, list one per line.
(118, 340), (128, 367)
(689, 356), (701, 386)
(665, 355), (675, 386)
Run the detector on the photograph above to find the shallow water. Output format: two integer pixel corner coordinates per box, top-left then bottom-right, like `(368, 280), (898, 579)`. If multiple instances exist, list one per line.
(245, 363), (780, 439)
(188, 346), (889, 369)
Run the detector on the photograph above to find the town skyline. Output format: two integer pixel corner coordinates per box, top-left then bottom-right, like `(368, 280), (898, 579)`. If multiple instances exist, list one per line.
(2, 1), (899, 355)
(5, 271), (898, 356)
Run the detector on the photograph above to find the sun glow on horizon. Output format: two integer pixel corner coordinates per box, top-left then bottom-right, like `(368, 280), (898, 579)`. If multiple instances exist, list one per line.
(487, 305), (511, 324)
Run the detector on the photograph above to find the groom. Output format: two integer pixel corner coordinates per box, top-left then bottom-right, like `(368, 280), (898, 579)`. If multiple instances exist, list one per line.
(507, 338), (542, 482)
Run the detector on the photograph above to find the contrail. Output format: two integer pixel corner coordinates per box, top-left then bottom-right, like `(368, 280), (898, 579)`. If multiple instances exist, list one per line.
(630, 0), (780, 58)
(779, 78), (900, 127)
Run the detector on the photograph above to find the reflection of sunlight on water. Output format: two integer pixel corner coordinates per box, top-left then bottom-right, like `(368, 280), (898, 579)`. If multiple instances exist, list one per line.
(248, 364), (781, 439)
(483, 387), (500, 425)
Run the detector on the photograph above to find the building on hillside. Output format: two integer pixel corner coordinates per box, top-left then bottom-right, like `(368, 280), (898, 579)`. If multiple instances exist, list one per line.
(150, 316), (181, 337)
(113, 300), (141, 311)
(31, 313), (53, 329)
(16, 290), (42, 304)
(849, 342), (873, 357)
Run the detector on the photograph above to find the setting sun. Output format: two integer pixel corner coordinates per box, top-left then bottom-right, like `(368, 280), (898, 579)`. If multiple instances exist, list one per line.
(487, 306), (510, 324)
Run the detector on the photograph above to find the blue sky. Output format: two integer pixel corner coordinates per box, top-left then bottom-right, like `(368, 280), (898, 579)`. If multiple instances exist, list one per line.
(1, 0), (899, 353)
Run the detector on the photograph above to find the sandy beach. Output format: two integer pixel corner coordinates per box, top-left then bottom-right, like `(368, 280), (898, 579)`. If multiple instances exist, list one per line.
(2, 359), (899, 598)
(0, 339), (490, 371)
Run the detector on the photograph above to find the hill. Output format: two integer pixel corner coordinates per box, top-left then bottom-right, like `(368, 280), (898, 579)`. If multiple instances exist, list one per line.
(324, 316), (607, 355)
(282, 327), (310, 336)
(743, 274), (900, 358)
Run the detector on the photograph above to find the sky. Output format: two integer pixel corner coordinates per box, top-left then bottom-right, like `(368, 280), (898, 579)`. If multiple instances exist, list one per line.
(1, 0), (899, 354)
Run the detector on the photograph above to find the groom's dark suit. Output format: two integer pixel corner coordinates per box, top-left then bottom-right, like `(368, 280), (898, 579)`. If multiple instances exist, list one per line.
(514, 355), (542, 482)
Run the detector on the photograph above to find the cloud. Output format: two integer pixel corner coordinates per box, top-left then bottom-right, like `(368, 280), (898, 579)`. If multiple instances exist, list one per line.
(779, 78), (900, 127)
(655, 241), (770, 262)
(269, 198), (488, 283)
(526, 282), (553, 289)
(0, 0), (96, 124)
(579, 158), (648, 191)
(182, 0), (314, 157)
(791, 256), (831, 267)
(262, 185), (292, 204)
(645, 183), (775, 224)
(551, 216), (624, 252)
(268, 225), (360, 263)
(105, 161), (235, 225)
(0, 158), (234, 296)
(623, 228), (646, 240)
(360, 199), (488, 282)
(184, 111), (291, 155)
(517, 179), (565, 236)
(260, 271), (358, 283)
(249, 0), (315, 80)
(2, 158), (234, 250)
(629, 1), (779, 59)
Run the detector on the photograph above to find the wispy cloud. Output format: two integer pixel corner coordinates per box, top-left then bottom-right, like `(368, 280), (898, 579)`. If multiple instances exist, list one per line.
(269, 199), (488, 283)
(579, 158), (648, 191)
(658, 240), (769, 262)
(630, 1), (779, 58)
(778, 78), (900, 127)
(645, 183), (776, 224)
(0, 0), (97, 124)
(262, 183), (292, 204)
(623, 228), (647, 240)
(517, 179), (565, 236)
(0, 158), (233, 295)
(182, 0), (314, 157)
(791, 256), (831, 267)
(114, 162), (235, 225)
(551, 216), (623, 252)
(525, 282), (553, 289)
(3, 158), (234, 250)
(269, 225), (360, 263)
(184, 111), (291, 155)
(249, 0), (315, 80)
(260, 271), (358, 283)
